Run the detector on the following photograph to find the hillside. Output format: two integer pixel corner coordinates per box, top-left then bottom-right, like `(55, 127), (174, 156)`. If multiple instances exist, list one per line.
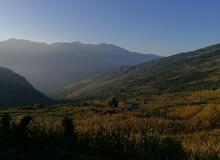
(60, 43), (220, 99)
(0, 39), (160, 93)
(0, 67), (52, 107)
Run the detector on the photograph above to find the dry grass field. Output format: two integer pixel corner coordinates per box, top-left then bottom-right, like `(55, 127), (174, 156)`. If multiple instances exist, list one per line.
(1, 89), (220, 159)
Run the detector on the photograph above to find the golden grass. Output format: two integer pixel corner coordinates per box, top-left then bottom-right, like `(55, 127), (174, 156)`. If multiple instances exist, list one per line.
(1, 89), (220, 157)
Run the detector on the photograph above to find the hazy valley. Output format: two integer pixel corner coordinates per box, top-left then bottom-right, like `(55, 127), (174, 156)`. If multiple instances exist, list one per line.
(0, 39), (160, 94)
(1, 42), (220, 159)
(2, 1), (220, 159)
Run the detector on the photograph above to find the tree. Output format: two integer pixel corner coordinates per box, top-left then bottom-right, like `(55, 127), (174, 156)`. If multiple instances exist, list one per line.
(159, 137), (185, 160)
(62, 117), (78, 146)
(108, 97), (118, 108)
(1, 113), (11, 133)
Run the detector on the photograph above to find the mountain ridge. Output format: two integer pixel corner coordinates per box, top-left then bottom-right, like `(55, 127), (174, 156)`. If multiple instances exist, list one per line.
(59, 43), (220, 100)
(0, 38), (161, 94)
(0, 66), (52, 107)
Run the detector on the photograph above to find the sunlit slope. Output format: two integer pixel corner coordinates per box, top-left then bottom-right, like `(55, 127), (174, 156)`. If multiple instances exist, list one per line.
(60, 43), (220, 99)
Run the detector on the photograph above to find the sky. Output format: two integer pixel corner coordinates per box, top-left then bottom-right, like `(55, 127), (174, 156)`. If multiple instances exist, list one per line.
(0, 0), (220, 56)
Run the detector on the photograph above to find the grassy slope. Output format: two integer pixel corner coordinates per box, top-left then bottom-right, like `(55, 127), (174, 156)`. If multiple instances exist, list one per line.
(60, 43), (220, 99)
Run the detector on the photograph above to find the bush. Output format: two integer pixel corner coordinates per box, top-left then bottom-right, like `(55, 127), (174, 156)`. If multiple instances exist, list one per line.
(1, 113), (11, 132)
(159, 137), (185, 160)
(108, 97), (118, 108)
(62, 117), (78, 146)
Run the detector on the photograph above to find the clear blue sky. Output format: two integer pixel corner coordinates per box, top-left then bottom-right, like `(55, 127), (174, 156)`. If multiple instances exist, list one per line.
(0, 0), (220, 56)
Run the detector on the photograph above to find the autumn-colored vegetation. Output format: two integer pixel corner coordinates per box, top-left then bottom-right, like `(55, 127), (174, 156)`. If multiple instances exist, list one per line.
(1, 89), (220, 159)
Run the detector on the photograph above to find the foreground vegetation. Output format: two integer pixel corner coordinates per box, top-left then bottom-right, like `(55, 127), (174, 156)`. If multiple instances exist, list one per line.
(0, 114), (185, 160)
(1, 89), (220, 159)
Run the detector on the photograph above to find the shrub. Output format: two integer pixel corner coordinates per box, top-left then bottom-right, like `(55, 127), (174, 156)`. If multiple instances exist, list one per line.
(159, 137), (185, 160)
(62, 117), (78, 146)
(1, 113), (11, 132)
(108, 97), (118, 108)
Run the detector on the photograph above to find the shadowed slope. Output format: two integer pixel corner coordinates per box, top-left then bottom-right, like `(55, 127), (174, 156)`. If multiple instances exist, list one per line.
(0, 67), (52, 107)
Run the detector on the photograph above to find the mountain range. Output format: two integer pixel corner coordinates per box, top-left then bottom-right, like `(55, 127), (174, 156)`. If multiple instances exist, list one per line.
(60, 43), (220, 100)
(1, 39), (220, 107)
(0, 39), (160, 94)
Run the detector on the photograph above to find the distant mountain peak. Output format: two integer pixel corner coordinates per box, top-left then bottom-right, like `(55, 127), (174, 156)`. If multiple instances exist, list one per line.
(2, 38), (47, 46)
(0, 38), (160, 93)
(72, 41), (83, 45)
(97, 43), (124, 49)
(4, 38), (30, 43)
